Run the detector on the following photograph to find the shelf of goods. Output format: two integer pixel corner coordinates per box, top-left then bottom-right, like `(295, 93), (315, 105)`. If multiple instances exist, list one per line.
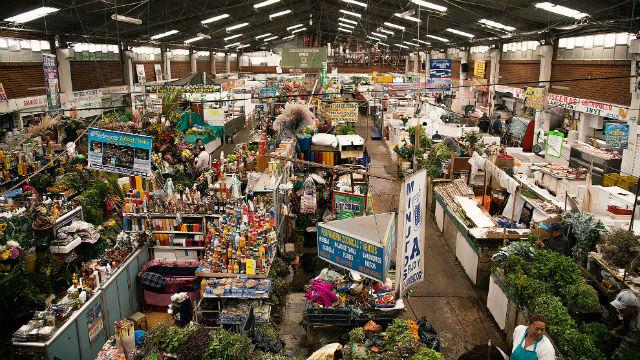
(569, 143), (621, 186)
(12, 246), (149, 360)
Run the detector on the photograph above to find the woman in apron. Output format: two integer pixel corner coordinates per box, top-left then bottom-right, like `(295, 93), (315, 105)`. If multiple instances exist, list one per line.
(511, 314), (556, 360)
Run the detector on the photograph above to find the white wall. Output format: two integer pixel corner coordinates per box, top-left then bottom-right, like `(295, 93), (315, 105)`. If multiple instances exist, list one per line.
(239, 51), (281, 67)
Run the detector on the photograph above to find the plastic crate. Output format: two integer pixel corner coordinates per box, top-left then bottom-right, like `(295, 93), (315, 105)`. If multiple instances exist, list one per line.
(618, 175), (638, 191)
(305, 306), (354, 327)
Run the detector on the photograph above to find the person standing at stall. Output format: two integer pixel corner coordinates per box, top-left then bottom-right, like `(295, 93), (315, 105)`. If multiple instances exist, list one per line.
(511, 314), (555, 360)
(610, 289), (640, 359)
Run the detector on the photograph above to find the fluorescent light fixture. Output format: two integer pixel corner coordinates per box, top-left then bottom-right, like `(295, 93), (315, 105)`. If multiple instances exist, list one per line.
(111, 14), (142, 25)
(283, 35), (295, 40)
(413, 38), (430, 45)
(185, 36), (204, 44)
(201, 14), (230, 24)
(263, 36), (279, 41)
(404, 41), (419, 46)
(338, 28), (352, 33)
(339, 23), (355, 29)
(254, 0), (280, 9)
(395, 44), (409, 49)
(5, 7), (59, 23)
(394, 13), (421, 23)
(269, 10), (292, 19)
(224, 34), (243, 41)
(478, 18), (515, 32)
(371, 32), (387, 38)
(341, 0), (367, 8)
(379, 29), (394, 35)
(225, 42), (241, 48)
(446, 28), (474, 38)
(255, 33), (272, 39)
(339, 17), (358, 25)
(150, 29), (179, 40)
(197, 32), (212, 39)
(426, 34), (449, 42)
(226, 22), (249, 31)
(287, 24), (303, 30)
(378, 42), (389, 47)
(291, 28), (306, 34)
(340, 9), (361, 18)
(368, 36), (381, 40)
(410, 0), (447, 12)
(384, 22), (405, 30)
(534, 2), (588, 19)
(237, 44), (250, 49)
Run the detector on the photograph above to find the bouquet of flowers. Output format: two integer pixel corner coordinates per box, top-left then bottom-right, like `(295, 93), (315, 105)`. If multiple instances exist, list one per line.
(0, 240), (23, 261)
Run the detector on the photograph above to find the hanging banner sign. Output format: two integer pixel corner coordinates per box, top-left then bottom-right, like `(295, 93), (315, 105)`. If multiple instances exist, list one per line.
(429, 59), (452, 78)
(87, 128), (153, 177)
(154, 64), (163, 81)
(547, 93), (579, 110)
(524, 87), (546, 110)
(43, 54), (61, 111)
(387, 83), (430, 92)
(396, 170), (426, 297)
(204, 108), (225, 126)
(146, 84), (222, 93)
(546, 93), (636, 121)
(281, 47), (328, 69)
(332, 190), (367, 217)
(494, 85), (525, 99)
(473, 61), (486, 78)
(546, 130), (564, 158)
(604, 123), (630, 149)
(318, 101), (359, 122)
(321, 62), (328, 87)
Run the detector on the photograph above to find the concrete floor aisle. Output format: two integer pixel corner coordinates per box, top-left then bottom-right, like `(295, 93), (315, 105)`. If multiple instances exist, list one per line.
(355, 114), (508, 359)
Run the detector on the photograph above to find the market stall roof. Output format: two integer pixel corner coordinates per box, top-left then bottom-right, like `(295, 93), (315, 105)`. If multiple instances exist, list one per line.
(0, 1), (635, 53)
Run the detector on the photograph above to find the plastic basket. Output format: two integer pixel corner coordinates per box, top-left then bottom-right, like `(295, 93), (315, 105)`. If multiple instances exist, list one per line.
(603, 173), (621, 187)
(305, 306), (354, 327)
(297, 136), (312, 151)
(618, 175), (638, 191)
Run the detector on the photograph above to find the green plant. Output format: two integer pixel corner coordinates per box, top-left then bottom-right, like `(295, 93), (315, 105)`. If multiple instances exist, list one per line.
(408, 126), (431, 152)
(557, 328), (606, 360)
(178, 326), (213, 360)
(566, 282), (600, 313)
(255, 323), (279, 342)
(349, 327), (366, 343)
(600, 229), (640, 269)
(579, 322), (617, 357)
(460, 130), (481, 155)
(613, 343), (640, 360)
(394, 144), (415, 161)
(562, 213), (606, 264)
(335, 123), (358, 135)
(530, 250), (583, 298)
(204, 329), (252, 360)
(507, 273), (549, 305)
(492, 242), (536, 269)
(409, 347), (445, 360)
(425, 143), (452, 178)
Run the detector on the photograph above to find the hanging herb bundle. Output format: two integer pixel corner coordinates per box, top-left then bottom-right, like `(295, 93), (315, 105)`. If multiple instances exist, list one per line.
(562, 212), (605, 264)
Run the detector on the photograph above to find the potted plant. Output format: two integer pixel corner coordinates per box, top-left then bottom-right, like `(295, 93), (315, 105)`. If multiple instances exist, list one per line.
(600, 229), (640, 277)
(297, 125), (315, 151)
(401, 116), (410, 128)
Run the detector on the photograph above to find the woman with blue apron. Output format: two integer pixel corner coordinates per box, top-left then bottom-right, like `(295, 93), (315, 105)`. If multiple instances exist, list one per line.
(511, 330), (542, 360)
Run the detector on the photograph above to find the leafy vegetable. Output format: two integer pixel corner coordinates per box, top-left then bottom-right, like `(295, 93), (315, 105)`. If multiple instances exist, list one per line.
(562, 213), (606, 264)
(600, 229), (640, 269)
(204, 329), (252, 360)
(409, 347), (445, 360)
(566, 282), (601, 313)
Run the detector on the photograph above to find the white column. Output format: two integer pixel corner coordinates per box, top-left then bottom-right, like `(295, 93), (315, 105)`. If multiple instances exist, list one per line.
(488, 49), (500, 116)
(405, 55), (409, 73)
(536, 44), (554, 140)
(225, 53), (231, 73)
(162, 50), (172, 80)
(413, 52), (419, 73)
(210, 51), (216, 75)
(122, 50), (134, 86)
(623, 40), (640, 175)
(55, 47), (73, 95)
(457, 49), (474, 113)
(190, 50), (197, 74)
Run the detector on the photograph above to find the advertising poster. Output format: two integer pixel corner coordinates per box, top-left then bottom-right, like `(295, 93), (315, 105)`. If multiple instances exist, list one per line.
(259, 87), (277, 98)
(86, 301), (104, 343)
(281, 47), (328, 69)
(396, 170), (426, 297)
(474, 61), (486, 78)
(42, 54), (61, 111)
(87, 128), (153, 177)
(604, 123), (630, 149)
(135, 64), (146, 84)
(318, 101), (359, 122)
(524, 87), (546, 110)
(0, 83), (7, 101)
(545, 130), (564, 158)
(154, 63), (163, 81)
(332, 190), (367, 217)
(317, 223), (386, 282)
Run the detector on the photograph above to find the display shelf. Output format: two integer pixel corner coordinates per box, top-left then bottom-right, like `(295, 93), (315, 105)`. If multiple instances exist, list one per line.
(202, 291), (270, 299)
(152, 246), (205, 250)
(151, 231), (202, 235)
(49, 238), (82, 254)
(195, 270), (270, 279)
(125, 213), (222, 218)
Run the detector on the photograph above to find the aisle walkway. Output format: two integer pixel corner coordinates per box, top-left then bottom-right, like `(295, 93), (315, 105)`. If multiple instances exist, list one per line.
(355, 114), (507, 359)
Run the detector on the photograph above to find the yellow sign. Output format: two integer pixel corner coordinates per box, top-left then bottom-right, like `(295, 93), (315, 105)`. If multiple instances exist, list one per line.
(204, 108), (225, 126)
(373, 74), (393, 83)
(319, 101), (359, 122)
(246, 259), (256, 276)
(524, 87), (547, 110)
(474, 61), (485, 78)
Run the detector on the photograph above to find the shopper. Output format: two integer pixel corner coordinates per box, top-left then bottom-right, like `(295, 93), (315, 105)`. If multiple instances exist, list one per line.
(511, 314), (555, 360)
(478, 114), (491, 133)
(610, 289), (640, 359)
(195, 146), (210, 172)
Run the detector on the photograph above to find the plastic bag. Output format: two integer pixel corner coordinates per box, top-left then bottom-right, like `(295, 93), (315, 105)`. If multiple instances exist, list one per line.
(417, 316), (441, 351)
(300, 176), (317, 214)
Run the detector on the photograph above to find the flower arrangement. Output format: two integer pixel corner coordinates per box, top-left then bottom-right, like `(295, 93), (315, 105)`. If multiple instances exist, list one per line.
(0, 240), (23, 261)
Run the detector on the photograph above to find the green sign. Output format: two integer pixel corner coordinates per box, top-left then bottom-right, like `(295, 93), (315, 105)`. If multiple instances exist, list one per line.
(546, 130), (564, 158)
(281, 47), (328, 69)
(332, 190), (366, 217)
(321, 62), (327, 87)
